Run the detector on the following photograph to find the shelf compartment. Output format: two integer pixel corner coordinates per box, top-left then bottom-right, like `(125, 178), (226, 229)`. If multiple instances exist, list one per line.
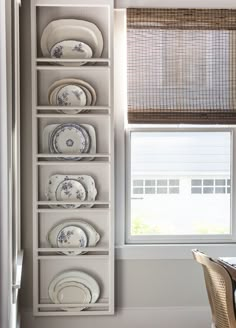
(37, 68), (110, 107)
(38, 116), (110, 155)
(38, 162), (110, 202)
(38, 210), (109, 249)
(38, 258), (110, 308)
(36, 6), (110, 59)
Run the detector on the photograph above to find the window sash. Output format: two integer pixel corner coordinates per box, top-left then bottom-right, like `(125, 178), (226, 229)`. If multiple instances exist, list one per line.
(125, 127), (235, 244)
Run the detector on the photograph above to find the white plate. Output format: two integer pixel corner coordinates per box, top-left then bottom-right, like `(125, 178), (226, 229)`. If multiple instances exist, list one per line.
(56, 84), (87, 107)
(42, 124), (96, 160)
(48, 78), (96, 107)
(46, 174), (97, 208)
(48, 271), (100, 306)
(49, 83), (87, 114)
(50, 40), (93, 63)
(56, 225), (88, 255)
(49, 123), (90, 158)
(47, 220), (100, 255)
(80, 86), (92, 106)
(56, 282), (91, 311)
(55, 179), (87, 208)
(41, 19), (103, 65)
(55, 281), (91, 311)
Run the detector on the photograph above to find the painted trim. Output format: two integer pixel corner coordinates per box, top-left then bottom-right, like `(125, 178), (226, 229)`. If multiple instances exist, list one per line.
(115, 244), (236, 260)
(20, 306), (211, 328)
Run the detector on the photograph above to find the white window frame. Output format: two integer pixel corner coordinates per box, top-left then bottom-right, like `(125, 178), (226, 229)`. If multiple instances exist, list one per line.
(114, 8), (236, 259)
(126, 127), (235, 245)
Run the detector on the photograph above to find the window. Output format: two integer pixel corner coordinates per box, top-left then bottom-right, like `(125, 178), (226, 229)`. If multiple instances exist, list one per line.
(132, 179), (180, 196)
(191, 179), (231, 194)
(127, 130), (232, 243)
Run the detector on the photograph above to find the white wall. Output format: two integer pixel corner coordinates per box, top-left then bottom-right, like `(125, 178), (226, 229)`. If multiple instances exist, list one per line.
(20, 1), (211, 327)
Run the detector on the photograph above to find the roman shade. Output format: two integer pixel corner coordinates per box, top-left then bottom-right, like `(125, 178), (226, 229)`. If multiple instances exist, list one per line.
(127, 9), (236, 124)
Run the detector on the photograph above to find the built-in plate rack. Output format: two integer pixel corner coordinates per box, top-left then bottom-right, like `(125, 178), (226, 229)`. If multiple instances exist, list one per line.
(31, 0), (114, 316)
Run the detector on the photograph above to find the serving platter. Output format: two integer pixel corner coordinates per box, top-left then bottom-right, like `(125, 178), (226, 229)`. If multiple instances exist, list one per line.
(47, 219), (100, 255)
(54, 281), (92, 311)
(42, 123), (96, 160)
(46, 174), (97, 208)
(48, 270), (100, 311)
(41, 19), (104, 65)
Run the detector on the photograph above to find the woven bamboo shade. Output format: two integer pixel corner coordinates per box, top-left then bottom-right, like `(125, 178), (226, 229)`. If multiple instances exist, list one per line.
(127, 9), (236, 124)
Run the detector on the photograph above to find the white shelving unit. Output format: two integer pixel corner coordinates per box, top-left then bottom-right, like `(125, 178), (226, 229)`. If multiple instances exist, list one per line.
(31, 0), (114, 316)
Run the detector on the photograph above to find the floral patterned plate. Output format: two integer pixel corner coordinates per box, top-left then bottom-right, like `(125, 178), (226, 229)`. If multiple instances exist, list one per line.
(49, 123), (90, 160)
(42, 123), (96, 161)
(49, 83), (87, 114)
(48, 78), (97, 109)
(41, 19), (103, 66)
(47, 219), (100, 255)
(55, 179), (87, 208)
(56, 84), (87, 107)
(50, 40), (93, 65)
(56, 225), (88, 255)
(46, 174), (97, 208)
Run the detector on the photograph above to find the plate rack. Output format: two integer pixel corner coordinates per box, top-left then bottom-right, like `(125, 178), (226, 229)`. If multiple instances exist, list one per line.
(31, 0), (114, 316)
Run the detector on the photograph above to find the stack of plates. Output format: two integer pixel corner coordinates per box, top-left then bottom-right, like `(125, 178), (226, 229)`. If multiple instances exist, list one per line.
(46, 174), (97, 208)
(47, 220), (100, 255)
(43, 123), (96, 160)
(48, 78), (96, 114)
(48, 270), (100, 311)
(41, 19), (104, 66)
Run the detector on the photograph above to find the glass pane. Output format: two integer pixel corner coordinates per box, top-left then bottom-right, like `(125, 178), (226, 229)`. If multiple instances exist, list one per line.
(133, 188), (143, 194)
(203, 179), (214, 186)
(145, 188), (155, 194)
(169, 179), (179, 186)
(215, 187), (225, 194)
(192, 179), (202, 186)
(145, 180), (155, 186)
(133, 179), (143, 186)
(203, 187), (214, 194)
(156, 187), (168, 194)
(130, 131), (231, 236)
(169, 187), (179, 194)
(215, 179), (225, 186)
(157, 179), (167, 186)
(192, 187), (202, 194)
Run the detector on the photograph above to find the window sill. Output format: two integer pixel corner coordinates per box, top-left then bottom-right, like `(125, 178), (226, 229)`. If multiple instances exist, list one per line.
(115, 243), (236, 260)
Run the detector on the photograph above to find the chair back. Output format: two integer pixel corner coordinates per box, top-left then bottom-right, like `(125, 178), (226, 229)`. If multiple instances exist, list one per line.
(192, 249), (236, 328)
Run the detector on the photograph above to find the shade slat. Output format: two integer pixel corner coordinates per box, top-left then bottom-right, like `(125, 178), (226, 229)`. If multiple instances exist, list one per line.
(127, 8), (236, 124)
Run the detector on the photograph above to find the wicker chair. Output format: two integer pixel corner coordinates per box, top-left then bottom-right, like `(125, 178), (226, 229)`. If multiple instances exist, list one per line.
(192, 249), (236, 328)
